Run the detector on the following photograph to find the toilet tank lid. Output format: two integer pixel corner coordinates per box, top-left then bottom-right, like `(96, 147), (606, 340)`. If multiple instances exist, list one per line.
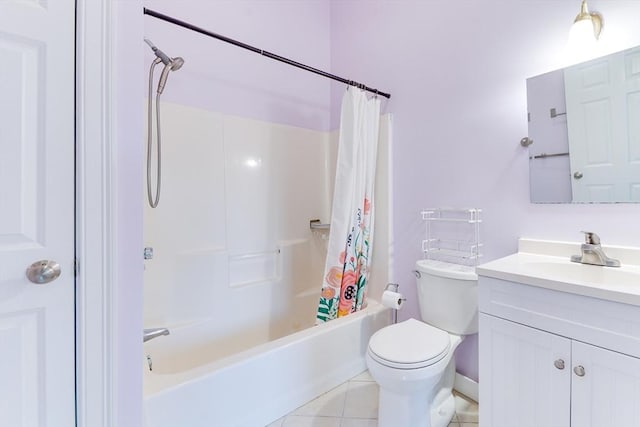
(415, 259), (477, 281)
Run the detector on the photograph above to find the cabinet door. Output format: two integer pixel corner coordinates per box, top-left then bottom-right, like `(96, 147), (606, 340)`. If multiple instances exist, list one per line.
(480, 314), (571, 427)
(571, 341), (640, 426)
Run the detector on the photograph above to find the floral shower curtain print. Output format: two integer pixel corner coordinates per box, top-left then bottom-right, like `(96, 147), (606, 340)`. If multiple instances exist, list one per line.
(316, 88), (380, 323)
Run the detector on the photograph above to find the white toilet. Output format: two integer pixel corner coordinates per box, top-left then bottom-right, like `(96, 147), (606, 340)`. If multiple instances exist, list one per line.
(366, 259), (478, 427)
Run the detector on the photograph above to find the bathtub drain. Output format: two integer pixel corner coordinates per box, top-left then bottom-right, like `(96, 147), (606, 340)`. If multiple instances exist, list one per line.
(146, 355), (153, 371)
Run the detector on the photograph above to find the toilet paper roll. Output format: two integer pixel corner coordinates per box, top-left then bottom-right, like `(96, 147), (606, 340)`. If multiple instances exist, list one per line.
(381, 290), (405, 310)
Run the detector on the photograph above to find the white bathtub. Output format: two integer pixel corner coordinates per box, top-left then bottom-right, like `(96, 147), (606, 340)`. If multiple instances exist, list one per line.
(144, 301), (390, 427)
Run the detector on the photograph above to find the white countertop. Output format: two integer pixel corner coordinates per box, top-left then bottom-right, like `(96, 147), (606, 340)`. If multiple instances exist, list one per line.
(476, 239), (640, 307)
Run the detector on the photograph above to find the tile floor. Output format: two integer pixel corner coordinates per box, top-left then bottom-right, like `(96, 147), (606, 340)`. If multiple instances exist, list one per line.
(265, 370), (479, 427)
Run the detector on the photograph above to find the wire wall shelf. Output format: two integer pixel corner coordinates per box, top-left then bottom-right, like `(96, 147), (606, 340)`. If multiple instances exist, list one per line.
(421, 208), (483, 266)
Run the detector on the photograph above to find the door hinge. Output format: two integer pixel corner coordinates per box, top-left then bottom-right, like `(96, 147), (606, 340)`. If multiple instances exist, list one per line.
(74, 259), (79, 277)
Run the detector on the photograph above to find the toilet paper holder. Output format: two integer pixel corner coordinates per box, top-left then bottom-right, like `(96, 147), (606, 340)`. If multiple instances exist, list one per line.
(384, 283), (406, 324)
(385, 283), (400, 293)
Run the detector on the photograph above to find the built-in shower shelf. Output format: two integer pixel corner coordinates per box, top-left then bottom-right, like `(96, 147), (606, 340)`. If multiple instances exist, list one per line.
(228, 248), (280, 288)
(309, 219), (330, 230)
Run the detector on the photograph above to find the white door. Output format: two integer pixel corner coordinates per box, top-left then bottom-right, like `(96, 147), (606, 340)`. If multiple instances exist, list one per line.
(0, 1), (75, 426)
(571, 341), (640, 426)
(479, 314), (571, 427)
(565, 46), (640, 202)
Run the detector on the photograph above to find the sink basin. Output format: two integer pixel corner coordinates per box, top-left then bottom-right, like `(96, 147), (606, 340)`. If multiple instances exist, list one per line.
(521, 260), (640, 287)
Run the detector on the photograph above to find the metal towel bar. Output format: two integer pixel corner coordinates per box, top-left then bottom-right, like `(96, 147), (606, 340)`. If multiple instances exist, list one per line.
(529, 152), (569, 160)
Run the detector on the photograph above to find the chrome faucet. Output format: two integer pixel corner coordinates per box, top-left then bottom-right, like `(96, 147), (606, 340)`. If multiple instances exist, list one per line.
(143, 327), (170, 343)
(570, 231), (621, 267)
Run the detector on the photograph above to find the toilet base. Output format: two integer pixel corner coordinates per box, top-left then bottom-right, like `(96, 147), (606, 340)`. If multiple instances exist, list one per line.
(430, 354), (457, 427)
(430, 389), (456, 427)
(376, 351), (458, 427)
(378, 388), (455, 427)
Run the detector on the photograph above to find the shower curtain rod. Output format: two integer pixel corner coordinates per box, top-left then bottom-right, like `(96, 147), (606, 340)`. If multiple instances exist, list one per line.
(143, 8), (391, 99)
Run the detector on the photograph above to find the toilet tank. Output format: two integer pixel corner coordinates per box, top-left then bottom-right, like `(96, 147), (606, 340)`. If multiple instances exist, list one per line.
(415, 259), (478, 335)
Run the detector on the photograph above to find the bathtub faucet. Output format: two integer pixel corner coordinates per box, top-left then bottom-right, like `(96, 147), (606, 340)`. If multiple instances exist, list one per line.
(143, 327), (170, 343)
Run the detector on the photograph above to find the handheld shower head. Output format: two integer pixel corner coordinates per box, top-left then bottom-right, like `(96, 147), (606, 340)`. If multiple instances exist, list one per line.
(144, 39), (185, 94)
(170, 57), (184, 71)
(157, 57), (185, 94)
(145, 39), (185, 209)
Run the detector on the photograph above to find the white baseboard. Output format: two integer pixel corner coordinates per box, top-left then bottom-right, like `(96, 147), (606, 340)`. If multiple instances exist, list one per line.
(454, 373), (479, 403)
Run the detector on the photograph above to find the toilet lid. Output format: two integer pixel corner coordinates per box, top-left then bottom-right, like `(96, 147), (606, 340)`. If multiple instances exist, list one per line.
(368, 318), (450, 369)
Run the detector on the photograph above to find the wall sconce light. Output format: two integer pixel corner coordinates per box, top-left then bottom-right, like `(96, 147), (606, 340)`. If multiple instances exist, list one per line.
(570, 0), (603, 42)
(566, 0), (603, 64)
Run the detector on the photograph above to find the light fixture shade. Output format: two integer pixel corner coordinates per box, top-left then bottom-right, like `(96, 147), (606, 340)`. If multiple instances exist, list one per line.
(566, 0), (603, 64)
(569, 19), (597, 46)
(573, 0), (603, 40)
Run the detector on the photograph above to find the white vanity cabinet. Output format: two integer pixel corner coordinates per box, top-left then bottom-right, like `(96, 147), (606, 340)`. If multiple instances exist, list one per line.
(480, 313), (571, 427)
(570, 340), (640, 426)
(479, 276), (640, 427)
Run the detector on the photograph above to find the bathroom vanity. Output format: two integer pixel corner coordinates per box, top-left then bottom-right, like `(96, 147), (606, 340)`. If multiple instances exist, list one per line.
(477, 239), (640, 427)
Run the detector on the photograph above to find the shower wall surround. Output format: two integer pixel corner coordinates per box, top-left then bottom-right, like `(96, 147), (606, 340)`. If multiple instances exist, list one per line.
(329, 0), (640, 382)
(143, 102), (330, 340)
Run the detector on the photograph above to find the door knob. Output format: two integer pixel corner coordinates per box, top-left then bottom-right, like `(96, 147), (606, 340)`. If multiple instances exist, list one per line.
(520, 137), (534, 147)
(573, 171), (584, 180)
(554, 359), (565, 370)
(573, 365), (586, 377)
(26, 260), (61, 284)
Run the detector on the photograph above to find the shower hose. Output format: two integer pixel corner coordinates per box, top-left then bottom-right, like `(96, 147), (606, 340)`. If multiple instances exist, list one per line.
(147, 58), (163, 208)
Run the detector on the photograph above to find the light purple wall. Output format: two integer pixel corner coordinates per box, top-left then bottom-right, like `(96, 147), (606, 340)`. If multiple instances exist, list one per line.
(143, 0), (331, 130)
(329, 0), (640, 382)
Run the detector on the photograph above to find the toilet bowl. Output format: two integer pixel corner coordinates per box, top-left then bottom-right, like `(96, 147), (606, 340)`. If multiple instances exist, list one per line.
(366, 260), (477, 427)
(366, 319), (462, 427)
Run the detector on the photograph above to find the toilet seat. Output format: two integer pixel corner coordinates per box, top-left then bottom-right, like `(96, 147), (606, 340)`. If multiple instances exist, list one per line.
(368, 318), (451, 369)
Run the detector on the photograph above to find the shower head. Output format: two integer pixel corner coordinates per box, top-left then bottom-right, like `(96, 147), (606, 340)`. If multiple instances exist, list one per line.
(170, 56), (184, 71)
(145, 39), (185, 94)
(157, 57), (185, 94)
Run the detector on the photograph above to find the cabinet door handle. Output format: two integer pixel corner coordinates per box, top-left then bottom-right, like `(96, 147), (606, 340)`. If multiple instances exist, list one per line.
(554, 359), (565, 370)
(573, 365), (586, 377)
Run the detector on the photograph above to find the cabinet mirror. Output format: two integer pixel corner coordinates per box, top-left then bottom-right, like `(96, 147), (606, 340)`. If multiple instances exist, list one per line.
(527, 45), (640, 203)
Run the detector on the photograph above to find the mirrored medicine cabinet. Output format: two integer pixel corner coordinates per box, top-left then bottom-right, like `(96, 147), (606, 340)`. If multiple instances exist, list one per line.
(526, 45), (640, 203)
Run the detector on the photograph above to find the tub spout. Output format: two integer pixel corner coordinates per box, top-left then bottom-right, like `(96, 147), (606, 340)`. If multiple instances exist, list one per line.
(143, 327), (170, 343)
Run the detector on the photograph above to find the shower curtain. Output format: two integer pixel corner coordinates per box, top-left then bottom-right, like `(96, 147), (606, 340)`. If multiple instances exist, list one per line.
(316, 88), (381, 323)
